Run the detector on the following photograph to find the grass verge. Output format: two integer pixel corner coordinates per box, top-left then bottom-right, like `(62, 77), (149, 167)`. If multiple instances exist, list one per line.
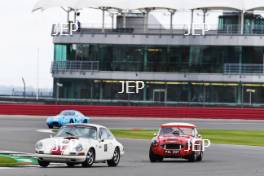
(0, 154), (37, 167)
(110, 129), (264, 147)
(0, 155), (19, 167)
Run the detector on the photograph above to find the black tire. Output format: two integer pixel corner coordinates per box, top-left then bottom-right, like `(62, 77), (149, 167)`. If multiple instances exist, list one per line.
(69, 119), (74, 123)
(66, 162), (75, 167)
(38, 160), (49, 167)
(149, 147), (163, 162)
(107, 148), (120, 167)
(48, 124), (53, 129)
(157, 157), (164, 162)
(196, 152), (203, 161)
(188, 152), (197, 162)
(82, 148), (95, 167)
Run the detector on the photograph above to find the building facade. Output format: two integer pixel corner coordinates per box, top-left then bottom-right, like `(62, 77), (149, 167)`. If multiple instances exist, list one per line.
(51, 11), (264, 106)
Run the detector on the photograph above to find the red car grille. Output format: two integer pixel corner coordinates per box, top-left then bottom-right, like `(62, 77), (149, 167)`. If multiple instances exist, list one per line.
(164, 144), (183, 150)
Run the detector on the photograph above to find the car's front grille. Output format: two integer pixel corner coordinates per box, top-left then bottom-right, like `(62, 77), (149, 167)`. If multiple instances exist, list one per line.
(164, 144), (183, 150)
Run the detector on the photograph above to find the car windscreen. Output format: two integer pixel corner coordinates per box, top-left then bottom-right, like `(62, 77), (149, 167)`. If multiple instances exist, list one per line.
(61, 111), (75, 116)
(159, 127), (194, 136)
(55, 126), (97, 139)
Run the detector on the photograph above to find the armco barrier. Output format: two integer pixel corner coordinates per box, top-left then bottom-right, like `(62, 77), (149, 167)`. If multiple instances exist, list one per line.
(0, 104), (264, 120)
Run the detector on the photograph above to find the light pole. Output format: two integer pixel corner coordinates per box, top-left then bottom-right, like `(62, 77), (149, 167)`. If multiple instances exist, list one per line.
(36, 48), (39, 100)
(56, 82), (63, 102)
(246, 89), (255, 105)
(22, 77), (26, 98)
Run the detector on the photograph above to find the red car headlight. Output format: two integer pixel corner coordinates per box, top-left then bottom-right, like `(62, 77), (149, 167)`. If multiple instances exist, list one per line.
(152, 140), (159, 146)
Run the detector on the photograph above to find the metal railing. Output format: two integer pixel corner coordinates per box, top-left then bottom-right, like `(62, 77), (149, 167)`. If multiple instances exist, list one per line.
(51, 61), (99, 72)
(52, 60), (224, 73)
(51, 23), (264, 36)
(52, 61), (264, 74)
(224, 63), (264, 74)
(52, 23), (260, 36)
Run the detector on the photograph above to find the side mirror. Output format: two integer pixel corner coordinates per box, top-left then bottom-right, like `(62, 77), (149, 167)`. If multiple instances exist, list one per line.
(154, 133), (157, 136)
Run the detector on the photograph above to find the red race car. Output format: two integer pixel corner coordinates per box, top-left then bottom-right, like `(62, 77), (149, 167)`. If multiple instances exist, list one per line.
(149, 122), (204, 162)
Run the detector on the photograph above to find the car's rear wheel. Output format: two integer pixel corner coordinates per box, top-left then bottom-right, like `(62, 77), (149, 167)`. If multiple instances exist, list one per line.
(66, 162), (75, 167)
(107, 147), (120, 167)
(82, 148), (95, 167)
(38, 160), (49, 167)
(149, 147), (163, 162)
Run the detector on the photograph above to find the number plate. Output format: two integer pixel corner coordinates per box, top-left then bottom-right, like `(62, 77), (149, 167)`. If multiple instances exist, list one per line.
(165, 150), (179, 154)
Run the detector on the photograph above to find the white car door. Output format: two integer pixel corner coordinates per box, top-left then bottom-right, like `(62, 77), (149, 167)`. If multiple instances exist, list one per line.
(96, 128), (115, 161)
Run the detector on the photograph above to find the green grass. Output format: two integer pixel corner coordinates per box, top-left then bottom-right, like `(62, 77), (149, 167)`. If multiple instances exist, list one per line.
(0, 155), (19, 167)
(110, 129), (264, 147)
(0, 154), (38, 167)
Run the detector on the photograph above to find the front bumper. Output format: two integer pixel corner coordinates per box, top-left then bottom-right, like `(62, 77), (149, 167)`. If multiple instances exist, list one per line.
(34, 154), (86, 163)
(152, 145), (192, 158)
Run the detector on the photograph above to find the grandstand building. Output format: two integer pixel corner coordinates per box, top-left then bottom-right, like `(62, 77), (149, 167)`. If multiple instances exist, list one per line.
(34, 0), (264, 106)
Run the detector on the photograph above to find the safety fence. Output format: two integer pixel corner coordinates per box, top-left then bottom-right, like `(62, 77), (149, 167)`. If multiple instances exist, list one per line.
(0, 104), (264, 120)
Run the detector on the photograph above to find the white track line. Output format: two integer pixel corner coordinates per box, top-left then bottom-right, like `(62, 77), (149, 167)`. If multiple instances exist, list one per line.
(36, 129), (54, 133)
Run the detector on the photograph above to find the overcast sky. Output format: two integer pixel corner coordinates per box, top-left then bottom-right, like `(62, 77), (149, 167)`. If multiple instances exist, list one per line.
(0, 0), (221, 90)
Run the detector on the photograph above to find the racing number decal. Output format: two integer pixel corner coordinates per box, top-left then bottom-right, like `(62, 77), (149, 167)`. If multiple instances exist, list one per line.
(104, 144), (108, 152)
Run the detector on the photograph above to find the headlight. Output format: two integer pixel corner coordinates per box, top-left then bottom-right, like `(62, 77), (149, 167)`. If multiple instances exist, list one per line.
(75, 144), (83, 152)
(152, 140), (158, 146)
(35, 142), (43, 150)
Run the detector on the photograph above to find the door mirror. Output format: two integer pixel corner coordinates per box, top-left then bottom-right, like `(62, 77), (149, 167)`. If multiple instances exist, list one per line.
(153, 133), (157, 136)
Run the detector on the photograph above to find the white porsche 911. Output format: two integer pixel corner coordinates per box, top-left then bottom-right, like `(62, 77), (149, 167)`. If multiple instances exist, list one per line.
(35, 124), (124, 167)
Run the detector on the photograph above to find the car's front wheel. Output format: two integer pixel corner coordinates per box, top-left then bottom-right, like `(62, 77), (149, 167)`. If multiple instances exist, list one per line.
(38, 160), (49, 167)
(107, 147), (120, 167)
(196, 151), (203, 161)
(82, 148), (95, 167)
(188, 151), (198, 162)
(47, 124), (53, 129)
(149, 147), (163, 162)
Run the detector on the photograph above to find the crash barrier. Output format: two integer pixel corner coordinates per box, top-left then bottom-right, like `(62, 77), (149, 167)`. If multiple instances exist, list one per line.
(0, 103), (264, 120)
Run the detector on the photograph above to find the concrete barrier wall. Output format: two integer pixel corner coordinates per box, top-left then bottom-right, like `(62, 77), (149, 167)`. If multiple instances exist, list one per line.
(0, 104), (264, 120)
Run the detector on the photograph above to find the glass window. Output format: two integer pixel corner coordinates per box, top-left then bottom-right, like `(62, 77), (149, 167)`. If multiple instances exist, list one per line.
(159, 127), (194, 136)
(61, 111), (75, 116)
(54, 44), (67, 61)
(99, 128), (112, 140)
(205, 84), (237, 103)
(55, 126), (97, 139)
(242, 85), (264, 104)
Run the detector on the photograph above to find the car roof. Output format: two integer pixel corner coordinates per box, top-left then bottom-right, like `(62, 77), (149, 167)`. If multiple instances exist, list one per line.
(161, 122), (196, 128)
(64, 123), (106, 129)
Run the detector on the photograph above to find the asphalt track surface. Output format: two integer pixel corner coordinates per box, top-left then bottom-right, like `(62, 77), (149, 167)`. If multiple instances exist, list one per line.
(0, 115), (263, 176)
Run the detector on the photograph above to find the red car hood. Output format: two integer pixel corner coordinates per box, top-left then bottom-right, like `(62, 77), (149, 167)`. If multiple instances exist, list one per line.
(157, 134), (192, 144)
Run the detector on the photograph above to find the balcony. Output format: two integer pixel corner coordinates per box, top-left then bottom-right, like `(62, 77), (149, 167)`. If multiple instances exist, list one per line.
(52, 23), (264, 36)
(51, 61), (99, 73)
(51, 61), (264, 83)
(52, 61), (223, 73)
(224, 64), (264, 74)
(52, 61), (264, 75)
(53, 24), (264, 47)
